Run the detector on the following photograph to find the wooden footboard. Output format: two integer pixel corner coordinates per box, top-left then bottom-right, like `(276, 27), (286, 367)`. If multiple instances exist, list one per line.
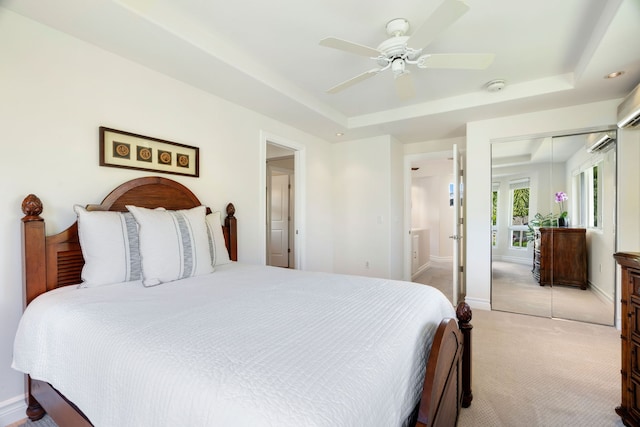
(27, 380), (91, 426)
(415, 301), (472, 427)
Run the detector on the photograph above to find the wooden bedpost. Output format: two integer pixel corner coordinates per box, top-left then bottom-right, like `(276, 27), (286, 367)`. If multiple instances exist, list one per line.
(21, 194), (47, 307)
(224, 203), (237, 261)
(456, 301), (473, 407)
(21, 194), (47, 421)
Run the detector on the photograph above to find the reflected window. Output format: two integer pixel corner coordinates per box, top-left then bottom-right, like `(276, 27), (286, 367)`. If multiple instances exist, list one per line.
(509, 178), (530, 248)
(575, 160), (602, 229)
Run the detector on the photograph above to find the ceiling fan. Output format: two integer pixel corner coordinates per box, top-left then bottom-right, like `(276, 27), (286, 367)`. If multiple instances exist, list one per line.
(319, 0), (495, 99)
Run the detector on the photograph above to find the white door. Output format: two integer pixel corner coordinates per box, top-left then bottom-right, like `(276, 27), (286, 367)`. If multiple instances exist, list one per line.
(269, 173), (289, 267)
(451, 144), (463, 305)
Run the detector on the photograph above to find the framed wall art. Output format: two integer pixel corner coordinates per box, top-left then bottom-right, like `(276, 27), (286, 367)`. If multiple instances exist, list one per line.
(99, 127), (199, 177)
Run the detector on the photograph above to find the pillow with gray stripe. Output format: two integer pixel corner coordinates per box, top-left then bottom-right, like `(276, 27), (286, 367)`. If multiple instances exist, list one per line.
(126, 205), (214, 287)
(74, 205), (142, 288)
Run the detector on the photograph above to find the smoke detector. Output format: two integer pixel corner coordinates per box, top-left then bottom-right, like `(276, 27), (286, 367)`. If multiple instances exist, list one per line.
(485, 79), (506, 92)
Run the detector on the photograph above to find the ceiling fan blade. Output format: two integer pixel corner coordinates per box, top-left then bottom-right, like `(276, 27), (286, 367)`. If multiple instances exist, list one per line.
(418, 53), (495, 69)
(326, 69), (381, 94)
(407, 0), (470, 49)
(320, 37), (381, 57)
(394, 72), (415, 100)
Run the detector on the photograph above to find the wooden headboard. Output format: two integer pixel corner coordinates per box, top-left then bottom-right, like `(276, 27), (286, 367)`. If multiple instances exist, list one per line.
(21, 176), (237, 306)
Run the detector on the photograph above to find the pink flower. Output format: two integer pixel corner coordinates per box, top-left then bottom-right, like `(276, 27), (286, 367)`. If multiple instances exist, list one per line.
(555, 192), (568, 203)
(555, 192), (567, 216)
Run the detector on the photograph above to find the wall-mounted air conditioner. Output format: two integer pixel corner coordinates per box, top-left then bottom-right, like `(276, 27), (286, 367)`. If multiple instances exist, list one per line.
(618, 82), (640, 129)
(586, 132), (616, 153)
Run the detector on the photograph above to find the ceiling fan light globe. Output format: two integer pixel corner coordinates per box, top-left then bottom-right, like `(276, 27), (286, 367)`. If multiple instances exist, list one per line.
(391, 58), (406, 74)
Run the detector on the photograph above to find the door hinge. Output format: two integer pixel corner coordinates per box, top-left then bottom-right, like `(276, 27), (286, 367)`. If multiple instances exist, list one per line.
(459, 266), (464, 273)
(459, 218), (464, 225)
(459, 169), (464, 177)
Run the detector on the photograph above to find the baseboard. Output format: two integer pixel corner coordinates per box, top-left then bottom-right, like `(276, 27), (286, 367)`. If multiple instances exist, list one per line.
(588, 281), (614, 304)
(430, 256), (452, 263)
(503, 256), (531, 265)
(495, 255), (531, 265)
(411, 261), (431, 280)
(464, 297), (491, 311)
(0, 394), (26, 427)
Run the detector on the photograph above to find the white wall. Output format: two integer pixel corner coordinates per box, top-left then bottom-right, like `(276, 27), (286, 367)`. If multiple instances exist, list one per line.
(332, 136), (390, 277)
(332, 135), (404, 279)
(411, 181), (428, 229)
(565, 143), (617, 301)
(389, 137), (404, 280)
(615, 127), (640, 327)
(411, 174), (454, 260)
(616, 128), (640, 252)
(0, 10), (334, 423)
(466, 98), (631, 312)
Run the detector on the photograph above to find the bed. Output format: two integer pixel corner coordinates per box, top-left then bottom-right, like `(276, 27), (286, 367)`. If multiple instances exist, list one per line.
(14, 176), (472, 427)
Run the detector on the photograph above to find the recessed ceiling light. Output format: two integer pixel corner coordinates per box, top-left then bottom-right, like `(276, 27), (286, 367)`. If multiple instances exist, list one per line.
(335, 132), (344, 137)
(605, 71), (624, 79)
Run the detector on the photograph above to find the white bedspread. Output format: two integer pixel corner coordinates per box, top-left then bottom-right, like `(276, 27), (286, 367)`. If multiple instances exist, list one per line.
(13, 263), (455, 427)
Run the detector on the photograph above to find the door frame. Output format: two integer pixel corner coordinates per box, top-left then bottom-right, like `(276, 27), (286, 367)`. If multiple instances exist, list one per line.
(260, 131), (306, 270)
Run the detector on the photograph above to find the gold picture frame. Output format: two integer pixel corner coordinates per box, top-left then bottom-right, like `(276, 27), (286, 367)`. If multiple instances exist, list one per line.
(99, 127), (199, 177)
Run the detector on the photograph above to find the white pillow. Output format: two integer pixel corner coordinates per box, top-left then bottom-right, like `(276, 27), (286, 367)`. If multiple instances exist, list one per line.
(205, 211), (232, 266)
(126, 205), (214, 287)
(74, 205), (142, 288)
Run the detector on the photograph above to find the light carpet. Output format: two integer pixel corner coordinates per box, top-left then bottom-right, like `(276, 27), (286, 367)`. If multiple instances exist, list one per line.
(458, 309), (623, 427)
(17, 415), (56, 427)
(491, 261), (614, 325)
(415, 260), (615, 326)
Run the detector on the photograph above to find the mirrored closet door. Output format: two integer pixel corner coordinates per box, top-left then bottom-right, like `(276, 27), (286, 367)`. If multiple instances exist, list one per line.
(490, 130), (616, 325)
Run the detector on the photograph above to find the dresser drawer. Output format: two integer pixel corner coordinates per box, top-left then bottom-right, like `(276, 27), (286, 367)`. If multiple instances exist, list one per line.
(630, 270), (640, 296)
(632, 335), (640, 376)
(631, 299), (640, 333)
(630, 376), (640, 419)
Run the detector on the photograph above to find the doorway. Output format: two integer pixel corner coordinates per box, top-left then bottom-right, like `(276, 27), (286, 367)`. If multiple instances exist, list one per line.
(490, 129), (617, 325)
(407, 147), (464, 305)
(266, 142), (295, 268)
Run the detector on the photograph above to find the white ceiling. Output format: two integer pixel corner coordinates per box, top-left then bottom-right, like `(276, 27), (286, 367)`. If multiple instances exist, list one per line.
(3, 0), (640, 143)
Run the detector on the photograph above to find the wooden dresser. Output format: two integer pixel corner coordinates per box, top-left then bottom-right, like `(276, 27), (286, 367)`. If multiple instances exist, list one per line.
(532, 227), (587, 289)
(615, 252), (640, 427)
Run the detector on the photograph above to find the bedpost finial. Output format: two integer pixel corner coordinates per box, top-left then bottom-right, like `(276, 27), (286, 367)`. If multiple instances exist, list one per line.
(22, 194), (43, 220)
(456, 301), (472, 325)
(226, 203), (235, 217)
